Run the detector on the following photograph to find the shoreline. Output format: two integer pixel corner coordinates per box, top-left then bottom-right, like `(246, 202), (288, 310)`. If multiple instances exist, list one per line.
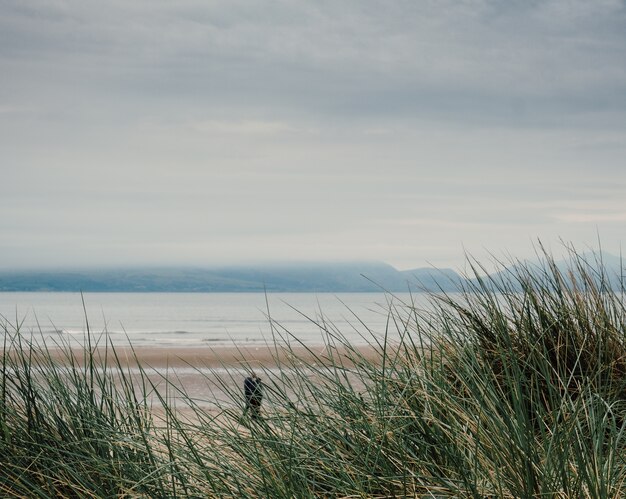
(2, 343), (385, 411)
(5, 343), (383, 369)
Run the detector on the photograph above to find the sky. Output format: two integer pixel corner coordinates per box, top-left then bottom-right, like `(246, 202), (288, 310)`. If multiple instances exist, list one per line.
(1, 0), (625, 272)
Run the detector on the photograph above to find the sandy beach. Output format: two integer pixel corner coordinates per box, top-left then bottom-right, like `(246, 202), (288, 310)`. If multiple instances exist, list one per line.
(8, 343), (383, 413)
(28, 343), (382, 369)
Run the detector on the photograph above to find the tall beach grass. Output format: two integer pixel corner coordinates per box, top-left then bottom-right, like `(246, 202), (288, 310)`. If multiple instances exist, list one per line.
(1, 247), (626, 497)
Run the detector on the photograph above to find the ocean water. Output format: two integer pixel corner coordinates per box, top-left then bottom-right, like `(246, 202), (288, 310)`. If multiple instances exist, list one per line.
(0, 292), (432, 348)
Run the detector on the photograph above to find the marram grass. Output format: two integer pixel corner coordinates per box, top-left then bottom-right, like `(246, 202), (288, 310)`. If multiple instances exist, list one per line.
(1, 248), (626, 497)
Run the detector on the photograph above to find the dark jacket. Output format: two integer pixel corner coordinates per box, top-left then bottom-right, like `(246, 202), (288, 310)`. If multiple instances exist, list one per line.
(244, 376), (263, 405)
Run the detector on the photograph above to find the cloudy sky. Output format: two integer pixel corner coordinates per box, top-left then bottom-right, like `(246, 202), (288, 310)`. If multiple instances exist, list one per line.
(1, 0), (625, 271)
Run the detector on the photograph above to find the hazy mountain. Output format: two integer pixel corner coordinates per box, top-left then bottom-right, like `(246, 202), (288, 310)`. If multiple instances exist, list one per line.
(5, 252), (619, 293)
(468, 251), (625, 291)
(0, 262), (463, 293)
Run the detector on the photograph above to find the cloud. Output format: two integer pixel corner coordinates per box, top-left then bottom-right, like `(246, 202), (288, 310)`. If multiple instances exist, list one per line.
(1, 0), (625, 269)
(553, 213), (626, 223)
(2, 0), (625, 126)
(192, 119), (297, 136)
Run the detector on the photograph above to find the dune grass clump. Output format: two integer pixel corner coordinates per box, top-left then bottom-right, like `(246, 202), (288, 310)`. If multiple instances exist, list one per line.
(1, 247), (626, 497)
(195, 248), (626, 497)
(405, 251), (626, 497)
(0, 330), (170, 497)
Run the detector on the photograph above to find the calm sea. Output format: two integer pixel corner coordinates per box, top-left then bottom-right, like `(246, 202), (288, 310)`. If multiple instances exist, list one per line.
(0, 292), (432, 348)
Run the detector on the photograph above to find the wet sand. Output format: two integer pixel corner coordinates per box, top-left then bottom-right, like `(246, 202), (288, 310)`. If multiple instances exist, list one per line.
(31, 343), (382, 369)
(9, 344), (384, 412)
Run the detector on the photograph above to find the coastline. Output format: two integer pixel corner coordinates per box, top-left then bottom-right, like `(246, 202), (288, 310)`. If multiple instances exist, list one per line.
(3, 343), (384, 412)
(12, 343), (383, 369)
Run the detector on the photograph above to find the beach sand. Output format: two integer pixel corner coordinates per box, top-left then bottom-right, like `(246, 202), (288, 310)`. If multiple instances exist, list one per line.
(11, 344), (383, 414)
(30, 343), (381, 369)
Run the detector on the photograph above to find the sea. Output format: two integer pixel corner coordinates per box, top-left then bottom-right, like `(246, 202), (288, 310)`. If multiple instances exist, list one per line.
(0, 292), (434, 348)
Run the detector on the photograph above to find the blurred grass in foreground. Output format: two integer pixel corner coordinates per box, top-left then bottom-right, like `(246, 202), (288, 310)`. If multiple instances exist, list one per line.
(1, 246), (626, 497)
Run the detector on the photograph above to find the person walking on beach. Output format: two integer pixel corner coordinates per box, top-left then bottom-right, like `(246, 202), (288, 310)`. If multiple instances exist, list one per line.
(244, 372), (263, 420)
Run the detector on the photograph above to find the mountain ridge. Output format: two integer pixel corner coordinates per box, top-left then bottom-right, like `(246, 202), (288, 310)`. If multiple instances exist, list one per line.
(2, 253), (622, 293)
(0, 262), (461, 293)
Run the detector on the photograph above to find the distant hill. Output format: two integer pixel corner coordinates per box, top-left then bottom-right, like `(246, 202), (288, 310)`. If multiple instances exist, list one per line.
(469, 251), (625, 291)
(5, 252), (619, 293)
(0, 262), (463, 293)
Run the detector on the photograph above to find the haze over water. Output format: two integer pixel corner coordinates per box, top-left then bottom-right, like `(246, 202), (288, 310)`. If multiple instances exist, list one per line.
(0, 292), (428, 348)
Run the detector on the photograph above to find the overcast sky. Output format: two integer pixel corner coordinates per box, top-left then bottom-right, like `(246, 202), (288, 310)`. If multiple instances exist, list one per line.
(1, 0), (625, 271)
